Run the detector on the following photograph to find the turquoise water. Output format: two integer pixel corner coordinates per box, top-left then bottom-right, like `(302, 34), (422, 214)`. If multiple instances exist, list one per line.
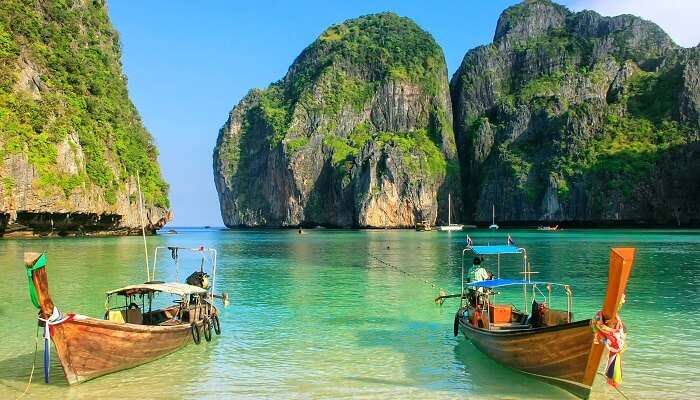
(0, 229), (698, 399)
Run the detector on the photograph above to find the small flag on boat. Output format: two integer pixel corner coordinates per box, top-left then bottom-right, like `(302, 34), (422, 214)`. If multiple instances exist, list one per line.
(507, 234), (515, 246)
(466, 234), (473, 247)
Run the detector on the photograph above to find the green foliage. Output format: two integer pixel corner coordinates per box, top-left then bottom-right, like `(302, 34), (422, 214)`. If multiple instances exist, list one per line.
(36, 171), (84, 198)
(284, 136), (309, 154)
(518, 72), (564, 103)
(557, 109), (690, 196)
(317, 69), (375, 116)
(0, 0), (169, 208)
(626, 69), (682, 123)
(498, 143), (531, 189)
(550, 172), (570, 199)
(320, 122), (446, 180)
(227, 12), (452, 188)
(2, 176), (13, 193)
(259, 84), (292, 146)
(323, 134), (358, 165)
(348, 122), (372, 149)
(0, 21), (17, 58)
(377, 129), (446, 178)
(314, 13), (444, 96)
(511, 26), (593, 67)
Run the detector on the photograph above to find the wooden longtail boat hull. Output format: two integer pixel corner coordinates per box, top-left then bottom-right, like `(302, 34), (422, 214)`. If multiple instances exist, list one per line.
(459, 318), (595, 398)
(50, 317), (197, 384)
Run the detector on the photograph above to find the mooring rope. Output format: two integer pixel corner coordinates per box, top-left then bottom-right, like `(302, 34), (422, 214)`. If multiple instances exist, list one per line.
(364, 250), (441, 290)
(15, 325), (40, 399)
(597, 372), (631, 400)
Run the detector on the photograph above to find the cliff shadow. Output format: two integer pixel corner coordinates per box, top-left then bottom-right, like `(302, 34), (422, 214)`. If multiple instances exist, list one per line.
(572, 140), (700, 225)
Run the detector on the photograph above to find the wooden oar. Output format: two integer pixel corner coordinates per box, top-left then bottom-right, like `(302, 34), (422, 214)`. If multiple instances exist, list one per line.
(211, 292), (230, 306)
(434, 289), (464, 305)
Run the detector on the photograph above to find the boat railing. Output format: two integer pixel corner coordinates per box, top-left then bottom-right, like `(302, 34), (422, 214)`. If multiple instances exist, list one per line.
(152, 246), (218, 295)
(460, 245), (573, 329)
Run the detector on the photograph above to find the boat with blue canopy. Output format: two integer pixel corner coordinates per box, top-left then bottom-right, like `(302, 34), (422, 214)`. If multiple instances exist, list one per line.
(452, 239), (636, 399)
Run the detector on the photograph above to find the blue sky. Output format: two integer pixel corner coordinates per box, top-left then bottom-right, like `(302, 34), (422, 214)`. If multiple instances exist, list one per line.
(107, 1), (699, 227)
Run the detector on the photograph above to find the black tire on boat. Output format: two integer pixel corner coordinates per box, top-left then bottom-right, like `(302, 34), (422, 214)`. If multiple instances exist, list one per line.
(453, 311), (460, 337)
(203, 319), (212, 342)
(191, 323), (201, 344)
(212, 314), (221, 335)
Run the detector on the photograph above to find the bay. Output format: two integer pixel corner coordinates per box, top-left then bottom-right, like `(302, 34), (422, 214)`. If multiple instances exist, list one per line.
(0, 228), (698, 399)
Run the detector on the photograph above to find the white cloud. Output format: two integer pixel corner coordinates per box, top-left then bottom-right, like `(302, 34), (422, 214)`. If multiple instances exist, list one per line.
(565, 0), (699, 47)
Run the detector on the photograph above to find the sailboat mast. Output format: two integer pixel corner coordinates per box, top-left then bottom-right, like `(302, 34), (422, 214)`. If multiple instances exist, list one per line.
(136, 170), (150, 281)
(492, 204), (495, 225)
(448, 194), (451, 225)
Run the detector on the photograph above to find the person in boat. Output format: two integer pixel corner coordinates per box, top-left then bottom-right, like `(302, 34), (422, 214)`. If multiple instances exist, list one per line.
(469, 257), (494, 294)
(470, 257), (492, 282)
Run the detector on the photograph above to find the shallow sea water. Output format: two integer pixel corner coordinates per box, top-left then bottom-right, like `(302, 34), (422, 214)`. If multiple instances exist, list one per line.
(0, 228), (698, 399)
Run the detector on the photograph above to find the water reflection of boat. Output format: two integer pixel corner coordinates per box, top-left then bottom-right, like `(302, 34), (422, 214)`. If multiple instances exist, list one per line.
(453, 244), (635, 399)
(23, 246), (225, 385)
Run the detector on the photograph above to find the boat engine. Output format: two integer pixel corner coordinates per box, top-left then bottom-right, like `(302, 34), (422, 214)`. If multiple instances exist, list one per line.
(185, 271), (210, 290)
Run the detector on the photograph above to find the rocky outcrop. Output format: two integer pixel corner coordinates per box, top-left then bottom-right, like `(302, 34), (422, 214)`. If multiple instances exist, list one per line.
(214, 13), (459, 228)
(0, 0), (170, 236)
(451, 0), (699, 226)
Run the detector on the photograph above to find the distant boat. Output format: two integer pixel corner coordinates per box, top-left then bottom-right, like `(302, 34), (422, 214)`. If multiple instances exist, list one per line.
(415, 220), (433, 232)
(489, 205), (499, 230)
(537, 225), (560, 231)
(167, 229), (178, 234)
(438, 194), (464, 232)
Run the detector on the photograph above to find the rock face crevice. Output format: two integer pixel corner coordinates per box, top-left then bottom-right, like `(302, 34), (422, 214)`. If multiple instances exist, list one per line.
(0, 0), (170, 236)
(450, 0), (699, 226)
(214, 13), (460, 228)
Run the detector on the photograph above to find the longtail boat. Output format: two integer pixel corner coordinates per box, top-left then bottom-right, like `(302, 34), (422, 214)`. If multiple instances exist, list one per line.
(452, 244), (634, 399)
(23, 246), (225, 385)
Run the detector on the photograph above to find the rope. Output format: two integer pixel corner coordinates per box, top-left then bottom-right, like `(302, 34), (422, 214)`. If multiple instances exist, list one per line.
(364, 251), (440, 289)
(15, 325), (40, 399)
(596, 372), (631, 400)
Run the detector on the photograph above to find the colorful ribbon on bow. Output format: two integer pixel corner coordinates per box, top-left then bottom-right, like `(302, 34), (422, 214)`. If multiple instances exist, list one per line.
(591, 295), (627, 388)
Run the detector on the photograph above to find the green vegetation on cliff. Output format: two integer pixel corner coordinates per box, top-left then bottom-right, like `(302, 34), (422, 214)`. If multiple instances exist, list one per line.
(221, 12), (453, 182)
(0, 0), (168, 207)
(214, 12), (458, 227)
(452, 0), (698, 224)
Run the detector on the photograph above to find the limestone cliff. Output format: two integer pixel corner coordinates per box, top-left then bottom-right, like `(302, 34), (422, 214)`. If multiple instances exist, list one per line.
(214, 13), (459, 228)
(0, 0), (170, 236)
(451, 0), (699, 226)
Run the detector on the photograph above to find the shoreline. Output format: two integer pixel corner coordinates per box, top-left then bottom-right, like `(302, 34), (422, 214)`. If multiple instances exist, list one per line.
(4, 223), (698, 239)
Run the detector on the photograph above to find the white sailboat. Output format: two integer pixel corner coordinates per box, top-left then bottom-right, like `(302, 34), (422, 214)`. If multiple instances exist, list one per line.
(489, 204), (499, 230)
(438, 194), (464, 232)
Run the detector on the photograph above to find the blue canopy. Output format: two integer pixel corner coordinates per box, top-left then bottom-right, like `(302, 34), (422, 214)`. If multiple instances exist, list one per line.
(469, 245), (522, 255)
(470, 278), (542, 288)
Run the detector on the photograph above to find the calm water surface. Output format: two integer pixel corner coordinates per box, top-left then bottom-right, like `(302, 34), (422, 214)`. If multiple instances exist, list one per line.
(0, 229), (698, 399)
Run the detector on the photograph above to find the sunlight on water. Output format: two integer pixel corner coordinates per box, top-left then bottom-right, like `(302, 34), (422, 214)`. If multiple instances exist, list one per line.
(1, 229), (698, 399)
